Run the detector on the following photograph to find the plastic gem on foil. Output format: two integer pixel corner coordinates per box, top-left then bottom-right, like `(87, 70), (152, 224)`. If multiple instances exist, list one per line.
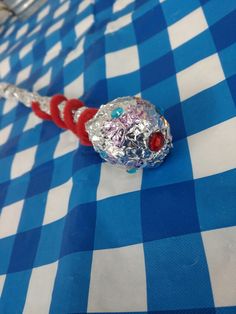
(149, 132), (165, 152)
(127, 168), (137, 174)
(85, 96), (173, 172)
(111, 107), (124, 119)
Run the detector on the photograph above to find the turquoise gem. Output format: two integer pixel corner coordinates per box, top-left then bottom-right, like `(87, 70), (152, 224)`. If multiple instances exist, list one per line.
(111, 107), (124, 119)
(127, 168), (137, 174)
(100, 151), (108, 159)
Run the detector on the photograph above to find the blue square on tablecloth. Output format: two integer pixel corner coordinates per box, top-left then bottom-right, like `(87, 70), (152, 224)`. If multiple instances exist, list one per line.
(219, 43), (236, 79)
(210, 10), (236, 51)
(0, 135), (20, 159)
(144, 232), (214, 310)
(85, 37), (105, 70)
(0, 156), (13, 185)
(202, 0), (236, 25)
(173, 30), (216, 72)
(140, 51), (176, 91)
(4, 176), (28, 207)
(70, 163), (101, 208)
(107, 71), (140, 100)
(17, 127), (42, 152)
(50, 154), (73, 187)
(195, 169), (236, 231)
(162, 0), (200, 25)
(0, 269), (31, 313)
(63, 55), (84, 88)
(8, 227), (41, 273)
(141, 180), (200, 242)
(0, 180), (9, 215)
(39, 120), (61, 143)
(216, 306), (236, 314)
(34, 219), (64, 267)
(85, 56), (106, 94)
(60, 202), (96, 256)
(0, 236), (15, 274)
(141, 75), (180, 111)
(26, 160), (54, 198)
(133, 4), (166, 44)
(182, 81), (236, 136)
(105, 25), (137, 54)
(17, 192), (47, 232)
(137, 29), (171, 67)
(72, 146), (102, 173)
(50, 251), (92, 313)
(94, 191), (142, 249)
(227, 74), (236, 107)
(33, 136), (58, 168)
(165, 102), (187, 141)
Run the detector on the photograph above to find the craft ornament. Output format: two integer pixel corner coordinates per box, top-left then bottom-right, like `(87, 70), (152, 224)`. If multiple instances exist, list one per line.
(0, 83), (173, 172)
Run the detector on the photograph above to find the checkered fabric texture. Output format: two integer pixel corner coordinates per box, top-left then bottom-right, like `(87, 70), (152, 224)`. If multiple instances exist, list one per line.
(0, 0), (236, 313)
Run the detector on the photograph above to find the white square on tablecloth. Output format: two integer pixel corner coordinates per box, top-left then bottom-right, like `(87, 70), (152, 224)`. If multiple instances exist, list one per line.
(64, 37), (85, 66)
(0, 123), (13, 146)
(23, 112), (42, 132)
(10, 145), (37, 179)
(64, 73), (84, 99)
(23, 261), (58, 314)
(37, 5), (50, 23)
(4, 24), (15, 38)
(53, 0), (70, 19)
(105, 45), (140, 78)
(113, 0), (134, 13)
(16, 65), (32, 85)
(177, 53), (225, 101)
(43, 42), (62, 65)
(33, 67), (52, 92)
(0, 56), (10, 78)
(202, 226), (236, 306)
(43, 178), (73, 225)
(45, 19), (64, 37)
(168, 7), (208, 49)
(105, 13), (132, 34)
(97, 162), (142, 201)
(188, 117), (236, 179)
(2, 98), (18, 115)
(19, 39), (36, 60)
(0, 274), (6, 297)
(88, 244), (147, 312)
(53, 130), (79, 159)
(75, 15), (94, 39)
(0, 41), (9, 54)
(0, 200), (24, 239)
(16, 24), (29, 40)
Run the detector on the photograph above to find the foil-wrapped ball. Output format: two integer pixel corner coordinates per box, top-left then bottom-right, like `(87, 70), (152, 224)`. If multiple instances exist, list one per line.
(85, 96), (172, 172)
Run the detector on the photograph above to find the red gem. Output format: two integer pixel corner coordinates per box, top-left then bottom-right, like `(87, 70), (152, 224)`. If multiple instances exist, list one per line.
(149, 132), (165, 152)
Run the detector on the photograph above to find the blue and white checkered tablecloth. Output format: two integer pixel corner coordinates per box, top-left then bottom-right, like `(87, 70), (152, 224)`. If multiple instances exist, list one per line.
(0, 0), (236, 313)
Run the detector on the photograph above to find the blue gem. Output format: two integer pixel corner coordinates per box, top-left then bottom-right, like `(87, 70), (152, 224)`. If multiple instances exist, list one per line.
(100, 151), (108, 159)
(111, 107), (124, 119)
(127, 168), (137, 174)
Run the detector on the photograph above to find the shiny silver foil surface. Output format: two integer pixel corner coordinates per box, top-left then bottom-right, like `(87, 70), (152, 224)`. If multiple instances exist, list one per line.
(0, 83), (51, 113)
(86, 96), (172, 171)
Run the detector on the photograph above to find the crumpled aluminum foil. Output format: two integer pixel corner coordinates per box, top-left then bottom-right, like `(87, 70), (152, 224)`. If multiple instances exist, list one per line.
(0, 82), (51, 113)
(86, 96), (172, 172)
(0, 83), (173, 172)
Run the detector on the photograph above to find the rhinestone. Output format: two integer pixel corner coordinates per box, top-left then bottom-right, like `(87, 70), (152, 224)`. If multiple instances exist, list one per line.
(149, 132), (165, 152)
(111, 107), (124, 119)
